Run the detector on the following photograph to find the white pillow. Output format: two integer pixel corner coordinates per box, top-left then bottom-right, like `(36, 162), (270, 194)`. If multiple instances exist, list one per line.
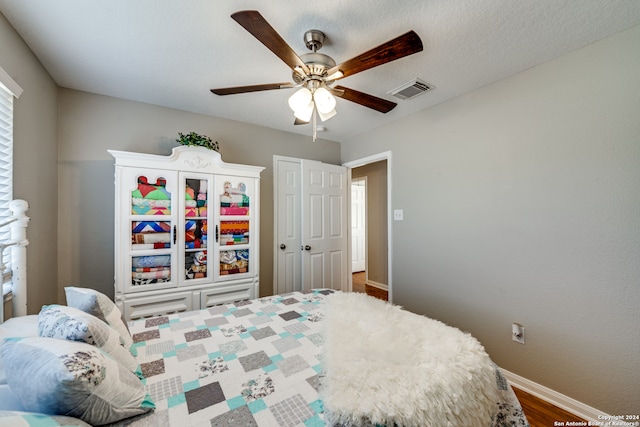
(64, 287), (134, 353)
(0, 315), (38, 385)
(38, 304), (140, 374)
(1, 337), (154, 426)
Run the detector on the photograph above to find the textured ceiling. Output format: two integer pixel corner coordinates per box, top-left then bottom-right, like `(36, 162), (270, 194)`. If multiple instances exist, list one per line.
(1, 0), (639, 142)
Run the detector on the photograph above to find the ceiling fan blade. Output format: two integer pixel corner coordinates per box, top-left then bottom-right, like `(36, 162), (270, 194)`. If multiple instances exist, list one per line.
(211, 82), (294, 96)
(231, 10), (310, 75)
(331, 85), (397, 113)
(326, 31), (423, 80)
(294, 117), (309, 125)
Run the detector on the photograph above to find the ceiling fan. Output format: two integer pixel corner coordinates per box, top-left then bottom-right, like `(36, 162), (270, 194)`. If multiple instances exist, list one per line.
(211, 10), (423, 139)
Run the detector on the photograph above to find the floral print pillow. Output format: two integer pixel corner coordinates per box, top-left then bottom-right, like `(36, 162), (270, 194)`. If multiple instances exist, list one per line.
(38, 305), (139, 374)
(0, 337), (154, 426)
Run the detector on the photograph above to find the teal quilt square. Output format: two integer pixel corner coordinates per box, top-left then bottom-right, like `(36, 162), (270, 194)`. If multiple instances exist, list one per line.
(270, 354), (284, 363)
(226, 395), (246, 410)
(248, 398), (267, 414)
(162, 349), (177, 358)
(304, 414), (325, 427)
(223, 353), (238, 361)
(168, 393), (186, 408)
(183, 379), (200, 392)
(263, 363), (278, 372)
(309, 399), (323, 414)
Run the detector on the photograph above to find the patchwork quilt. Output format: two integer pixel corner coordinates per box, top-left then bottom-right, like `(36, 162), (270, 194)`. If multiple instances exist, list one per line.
(111, 290), (528, 427)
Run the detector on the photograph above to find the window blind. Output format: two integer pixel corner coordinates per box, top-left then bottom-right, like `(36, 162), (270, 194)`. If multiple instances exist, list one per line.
(0, 82), (14, 289)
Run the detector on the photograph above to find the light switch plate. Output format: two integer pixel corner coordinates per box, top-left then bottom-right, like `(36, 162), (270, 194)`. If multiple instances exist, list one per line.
(394, 209), (404, 221)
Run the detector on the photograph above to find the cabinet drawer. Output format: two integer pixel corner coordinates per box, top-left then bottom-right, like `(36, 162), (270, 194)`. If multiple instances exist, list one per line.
(123, 291), (193, 321)
(200, 283), (254, 308)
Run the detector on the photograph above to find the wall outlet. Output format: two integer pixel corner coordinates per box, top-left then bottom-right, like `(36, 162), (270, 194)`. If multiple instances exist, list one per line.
(393, 209), (404, 221)
(512, 323), (525, 344)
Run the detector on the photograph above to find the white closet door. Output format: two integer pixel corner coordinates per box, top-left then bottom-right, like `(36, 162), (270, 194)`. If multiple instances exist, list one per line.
(301, 160), (348, 292)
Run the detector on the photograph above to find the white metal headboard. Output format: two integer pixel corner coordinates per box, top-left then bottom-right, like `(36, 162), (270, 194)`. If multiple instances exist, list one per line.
(0, 199), (29, 323)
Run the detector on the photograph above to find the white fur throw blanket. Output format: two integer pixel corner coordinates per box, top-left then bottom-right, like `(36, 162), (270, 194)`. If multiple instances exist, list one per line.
(321, 292), (500, 427)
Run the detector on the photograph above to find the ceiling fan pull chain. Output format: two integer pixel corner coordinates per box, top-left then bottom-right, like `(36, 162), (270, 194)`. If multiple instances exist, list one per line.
(312, 110), (317, 142)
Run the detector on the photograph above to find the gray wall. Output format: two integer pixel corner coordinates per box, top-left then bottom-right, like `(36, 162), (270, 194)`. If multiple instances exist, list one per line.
(351, 160), (387, 286)
(57, 88), (341, 301)
(0, 13), (58, 313)
(342, 25), (640, 415)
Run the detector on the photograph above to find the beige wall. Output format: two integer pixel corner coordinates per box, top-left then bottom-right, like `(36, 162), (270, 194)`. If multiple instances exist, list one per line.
(351, 160), (387, 286)
(342, 25), (640, 415)
(0, 13), (58, 314)
(57, 89), (341, 300)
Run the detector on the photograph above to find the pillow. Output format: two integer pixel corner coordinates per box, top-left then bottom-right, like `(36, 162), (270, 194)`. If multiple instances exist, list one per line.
(1, 337), (154, 426)
(0, 411), (92, 427)
(64, 287), (134, 353)
(0, 384), (26, 411)
(38, 305), (139, 374)
(0, 315), (38, 385)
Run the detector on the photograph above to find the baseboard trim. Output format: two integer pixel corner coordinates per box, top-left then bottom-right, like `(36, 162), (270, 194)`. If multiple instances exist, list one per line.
(365, 280), (387, 291)
(501, 369), (609, 423)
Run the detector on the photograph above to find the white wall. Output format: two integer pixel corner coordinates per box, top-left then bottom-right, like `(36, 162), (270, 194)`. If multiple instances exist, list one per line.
(57, 89), (341, 301)
(342, 25), (640, 415)
(0, 13), (58, 313)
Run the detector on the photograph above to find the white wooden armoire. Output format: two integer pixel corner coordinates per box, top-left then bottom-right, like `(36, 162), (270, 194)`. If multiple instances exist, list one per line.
(110, 146), (264, 320)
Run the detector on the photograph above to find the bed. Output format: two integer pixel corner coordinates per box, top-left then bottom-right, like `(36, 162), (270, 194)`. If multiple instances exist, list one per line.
(123, 289), (530, 427)
(0, 201), (529, 426)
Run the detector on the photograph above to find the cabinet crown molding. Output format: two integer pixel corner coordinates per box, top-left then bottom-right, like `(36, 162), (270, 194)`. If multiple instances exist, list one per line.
(108, 146), (264, 177)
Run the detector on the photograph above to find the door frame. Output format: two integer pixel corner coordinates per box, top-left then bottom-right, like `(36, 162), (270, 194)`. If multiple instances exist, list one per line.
(343, 151), (393, 302)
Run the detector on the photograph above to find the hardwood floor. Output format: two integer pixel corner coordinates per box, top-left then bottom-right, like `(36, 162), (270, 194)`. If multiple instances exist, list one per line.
(351, 271), (388, 300)
(513, 387), (588, 427)
(350, 273), (587, 427)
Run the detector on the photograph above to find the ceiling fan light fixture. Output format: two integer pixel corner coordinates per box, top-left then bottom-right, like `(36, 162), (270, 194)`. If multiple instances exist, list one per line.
(292, 102), (314, 122)
(317, 108), (336, 122)
(313, 87), (336, 114)
(290, 91), (314, 122)
(288, 87), (312, 112)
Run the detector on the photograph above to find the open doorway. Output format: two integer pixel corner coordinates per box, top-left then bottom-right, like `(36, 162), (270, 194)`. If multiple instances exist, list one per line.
(351, 177), (366, 273)
(345, 152), (392, 302)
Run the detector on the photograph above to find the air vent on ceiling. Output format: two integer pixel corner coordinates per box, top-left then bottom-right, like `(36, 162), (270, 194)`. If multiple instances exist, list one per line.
(389, 78), (432, 100)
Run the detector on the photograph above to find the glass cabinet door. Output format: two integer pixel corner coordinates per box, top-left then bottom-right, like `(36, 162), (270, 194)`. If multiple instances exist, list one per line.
(181, 174), (212, 285)
(215, 176), (254, 281)
(122, 168), (178, 293)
